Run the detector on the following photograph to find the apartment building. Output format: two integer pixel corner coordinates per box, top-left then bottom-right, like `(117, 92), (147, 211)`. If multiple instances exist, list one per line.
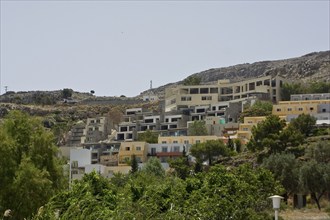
(118, 141), (148, 166)
(148, 143), (188, 163)
(272, 99), (330, 123)
(158, 135), (220, 145)
(165, 75), (286, 112)
(81, 116), (112, 144)
(66, 121), (86, 146)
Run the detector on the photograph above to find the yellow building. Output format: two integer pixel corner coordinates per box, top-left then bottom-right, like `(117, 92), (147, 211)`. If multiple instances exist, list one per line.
(158, 135), (220, 145)
(272, 100), (330, 117)
(118, 141), (148, 166)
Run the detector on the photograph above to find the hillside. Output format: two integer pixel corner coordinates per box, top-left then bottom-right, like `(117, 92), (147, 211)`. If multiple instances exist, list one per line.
(140, 50), (330, 98)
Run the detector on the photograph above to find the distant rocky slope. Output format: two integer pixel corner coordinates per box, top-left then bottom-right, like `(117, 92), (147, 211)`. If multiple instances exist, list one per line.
(139, 50), (330, 98)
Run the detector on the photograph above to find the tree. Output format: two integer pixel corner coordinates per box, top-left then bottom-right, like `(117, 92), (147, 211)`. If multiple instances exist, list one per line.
(190, 140), (230, 166)
(299, 160), (330, 210)
(142, 157), (165, 177)
(281, 83), (305, 101)
(239, 100), (273, 122)
(289, 114), (316, 137)
(90, 90), (95, 94)
(0, 111), (66, 219)
(247, 115), (286, 152)
(305, 140), (330, 163)
(130, 154), (139, 174)
(183, 75), (201, 86)
(188, 120), (208, 136)
(168, 152), (191, 180)
(137, 130), (158, 143)
(61, 88), (73, 99)
(262, 153), (300, 196)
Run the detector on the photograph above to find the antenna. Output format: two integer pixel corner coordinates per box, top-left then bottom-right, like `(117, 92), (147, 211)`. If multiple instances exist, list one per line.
(4, 86), (8, 93)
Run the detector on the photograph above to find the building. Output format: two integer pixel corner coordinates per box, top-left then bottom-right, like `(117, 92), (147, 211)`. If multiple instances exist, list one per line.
(81, 116), (112, 144)
(66, 121), (86, 146)
(118, 141), (148, 166)
(165, 75), (286, 112)
(148, 143), (189, 163)
(272, 99), (330, 123)
(158, 135), (220, 145)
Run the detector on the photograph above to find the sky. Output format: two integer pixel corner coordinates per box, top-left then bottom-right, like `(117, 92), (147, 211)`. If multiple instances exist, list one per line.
(0, 1), (329, 97)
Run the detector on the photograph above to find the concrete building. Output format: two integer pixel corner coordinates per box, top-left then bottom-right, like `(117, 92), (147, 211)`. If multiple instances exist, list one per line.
(272, 99), (330, 123)
(158, 135), (220, 145)
(148, 143), (189, 163)
(118, 141), (148, 166)
(81, 116), (112, 144)
(66, 121), (86, 146)
(165, 75), (286, 112)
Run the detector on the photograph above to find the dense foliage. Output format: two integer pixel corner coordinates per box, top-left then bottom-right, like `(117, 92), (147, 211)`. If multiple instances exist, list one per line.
(281, 81), (330, 101)
(188, 120), (208, 136)
(239, 100), (273, 123)
(0, 111), (66, 219)
(34, 163), (282, 219)
(183, 75), (202, 86)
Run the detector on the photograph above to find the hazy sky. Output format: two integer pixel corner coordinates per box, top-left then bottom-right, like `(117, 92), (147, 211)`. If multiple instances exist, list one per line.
(1, 1), (329, 97)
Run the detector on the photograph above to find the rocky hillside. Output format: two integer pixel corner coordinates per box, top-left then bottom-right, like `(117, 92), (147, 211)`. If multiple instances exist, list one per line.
(140, 50), (330, 98)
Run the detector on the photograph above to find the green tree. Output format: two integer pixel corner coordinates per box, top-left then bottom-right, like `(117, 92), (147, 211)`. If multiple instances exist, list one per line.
(299, 160), (330, 210)
(183, 75), (201, 85)
(281, 82), (305, 101)
(262, 153), (300, 196)
(188, 120), (208, 136)
(289, 113), (316, 137)
(247, 115), (286, 152)
(239, 100), (273, 122)
(61, 88), (73, 99)
(168, 155), (191, 180)
(190, 140), (230, 166)
(130, 154), (139, 174)
(142, 157), (165, 177)
(0, 111), (66, 219)
(305, 140), (330, 163)
(137, 130), (158, 143)
(234, 139), (242, 153)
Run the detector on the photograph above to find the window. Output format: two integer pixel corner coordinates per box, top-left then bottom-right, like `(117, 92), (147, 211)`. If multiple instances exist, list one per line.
(200, 88), (209, 94)
(173, 141), (178, 144)
(181, 96), (191, 101)
(90, 120), (95, 123)
(95, 127), (99, 131)
(173, 146), (180, 152)
(298, 108), (303, 111)
(125, 147), (130, 151)
(190, 88), (198, 94)
(288, 108), (292, 111)
(196, 140), (200, 144)
(310, 107), (314, 111)
(210, 88), (218, 93)
(89, 128), (93, 131)
(136, 146), (141, 151)
(201, 96), (212, 100)
(322, 109), (326, 113)
(162, 147), (168, 152)
(184, 140), (189, 144)
(277, 109), (281, 112)
(243, 128), (249, 131)
(162, 141), (167, 144)
(96, 119), (100, 123)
